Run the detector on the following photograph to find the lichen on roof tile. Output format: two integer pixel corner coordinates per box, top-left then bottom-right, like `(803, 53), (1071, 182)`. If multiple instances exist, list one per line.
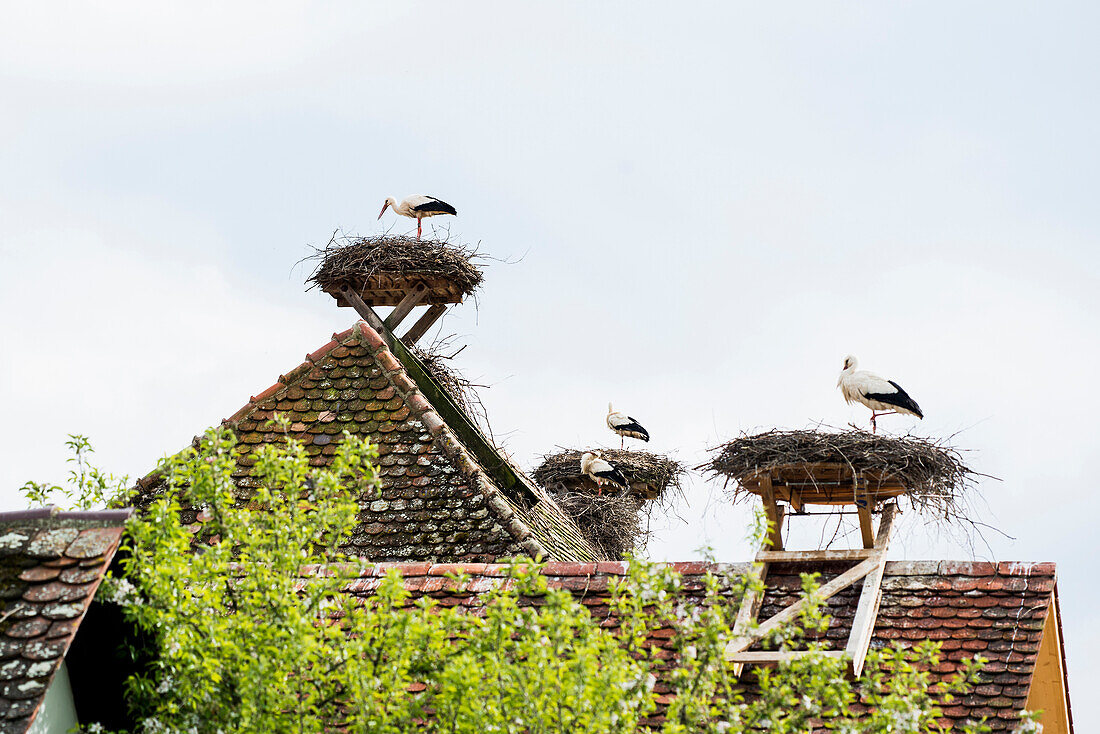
(135, 321), (599, 563)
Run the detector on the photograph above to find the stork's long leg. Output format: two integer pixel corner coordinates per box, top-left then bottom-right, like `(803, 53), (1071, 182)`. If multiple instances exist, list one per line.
(417, 219), (422, 240)
(870, 413), (878, 433)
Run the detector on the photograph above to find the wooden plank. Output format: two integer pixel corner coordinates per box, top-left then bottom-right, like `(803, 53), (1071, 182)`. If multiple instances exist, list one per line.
(724, 552), (882, 658)
(760, 474), (784, 551)
(402, 304), (447, 345)
(857, 504), (875, 549)
(383, 282), (429, 331)
(755, 548), (878, 563)
(730, 561), (769, 678)
(845, 503), (896, 676)
(727, 650), (846, 664)
(341, 287), (388, 337)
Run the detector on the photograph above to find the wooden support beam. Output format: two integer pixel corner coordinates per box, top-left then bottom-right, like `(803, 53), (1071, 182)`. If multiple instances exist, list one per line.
(730, 562), (769, 678)
(341, 287), (388, 338)
(724, 552), (882, 658)
(755, 548), (878, 563)
(760, 474), (784, 551)
(857, 503), (875, 549)
(402, 304), (447, 346)
(853, 473), (875, 549)
(383, 282), (429, 332)
(845, 503), (896, 676)
(727, 650), (846, 665)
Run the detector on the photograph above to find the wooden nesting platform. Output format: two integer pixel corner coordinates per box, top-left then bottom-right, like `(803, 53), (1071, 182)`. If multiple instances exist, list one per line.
(325, 273), (468, 307)
(740, 462), (910, 510)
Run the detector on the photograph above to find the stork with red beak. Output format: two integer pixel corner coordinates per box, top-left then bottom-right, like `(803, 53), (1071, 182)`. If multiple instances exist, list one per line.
(378, 195), (458, 240)
(837, 354), (924, 433)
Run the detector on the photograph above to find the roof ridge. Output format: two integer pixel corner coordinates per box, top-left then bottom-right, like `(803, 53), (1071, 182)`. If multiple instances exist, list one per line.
(346, 321), (549, 560)
(0, 508), (133, 524)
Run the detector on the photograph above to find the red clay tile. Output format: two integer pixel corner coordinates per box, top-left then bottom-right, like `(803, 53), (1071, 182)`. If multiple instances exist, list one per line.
(65, 527), (120, 559)
(17, 567), (59, 583)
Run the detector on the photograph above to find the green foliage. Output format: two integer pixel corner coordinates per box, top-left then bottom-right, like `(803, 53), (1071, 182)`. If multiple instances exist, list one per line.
(27, 429), (1019, 734)
(20, 434), (128, 509)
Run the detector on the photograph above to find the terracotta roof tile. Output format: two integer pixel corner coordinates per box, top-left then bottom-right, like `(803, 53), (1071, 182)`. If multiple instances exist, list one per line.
(0, 509), (129, 733)
(137, 321), (598, 564)
(333, 559), (1057, 731)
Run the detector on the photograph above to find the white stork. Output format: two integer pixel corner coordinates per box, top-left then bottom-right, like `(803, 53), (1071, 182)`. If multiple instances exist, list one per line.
(580, 451), (629, 496)
(606, 403), (650, 449)
(837, 354), (924, 433)
(378, 195), (457, 240)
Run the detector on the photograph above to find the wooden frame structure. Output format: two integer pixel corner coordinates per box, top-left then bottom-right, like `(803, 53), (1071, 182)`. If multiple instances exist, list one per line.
(724, 468), (898, 678)
(338, 283), (447, 347)
(326, 273), (469, 308)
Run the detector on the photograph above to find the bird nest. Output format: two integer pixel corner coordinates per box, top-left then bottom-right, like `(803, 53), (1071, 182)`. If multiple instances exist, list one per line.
(532, 449), (686, 560)
(410, 340), (489, 433)
(532, 449), (685, 501)
(304, 234), (484, 305)
(698, 429), (982, 523)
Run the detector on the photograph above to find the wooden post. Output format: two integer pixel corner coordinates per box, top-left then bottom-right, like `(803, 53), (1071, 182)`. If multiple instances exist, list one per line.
(383, 282), (429, 332)
(845, 503), (896, 676)
(760, 474), (784, 551)
(341, 287), (389, 337)
(853, 473), (875, 549)
(402, 304), (447, 346)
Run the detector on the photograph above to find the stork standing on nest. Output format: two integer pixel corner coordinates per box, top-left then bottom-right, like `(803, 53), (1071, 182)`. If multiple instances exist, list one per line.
(837, 354), (924, 433)
(378, 195), (457, 240)
(607, 403), (650, 449)
(580, 451), (629, 496)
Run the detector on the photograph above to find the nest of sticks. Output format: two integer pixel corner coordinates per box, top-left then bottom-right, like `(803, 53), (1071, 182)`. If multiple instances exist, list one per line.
(699, 428), (982, 524)
(532, 449), (686, 560)
(410, 338), (490, 433)
(304, 234), (484, 296)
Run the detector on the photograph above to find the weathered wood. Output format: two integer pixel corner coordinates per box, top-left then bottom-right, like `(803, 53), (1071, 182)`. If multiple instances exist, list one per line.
(857, 504), (875, 549)
(325, 274), (466, 307)
(845, 503), (896, 676)
(402, 304), (447, 345)
(760, 474), (784, 551)
(755, 548), (878, 563)
(383, 282), (429, 331)
(730, 562), (770, 678)
(341, 287), (389, 337)
(724, 552), (882, 658)
(727, 650), (846, 664)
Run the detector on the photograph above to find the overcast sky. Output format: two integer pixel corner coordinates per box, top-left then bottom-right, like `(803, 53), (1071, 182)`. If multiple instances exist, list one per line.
(1, 2), (1096, 721)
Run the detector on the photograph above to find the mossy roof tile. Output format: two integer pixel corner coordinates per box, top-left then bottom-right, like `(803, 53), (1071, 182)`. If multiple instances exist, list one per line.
(134, 321), (599, 564)
(0, 509), (128, 732)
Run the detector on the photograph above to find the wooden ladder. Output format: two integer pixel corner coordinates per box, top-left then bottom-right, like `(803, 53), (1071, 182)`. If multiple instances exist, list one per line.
(724, 496), (896, 678)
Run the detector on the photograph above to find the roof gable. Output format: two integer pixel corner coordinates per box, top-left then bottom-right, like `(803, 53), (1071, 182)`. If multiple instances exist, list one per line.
(0, 509), (129, 734)
(137, 321), (598, 563)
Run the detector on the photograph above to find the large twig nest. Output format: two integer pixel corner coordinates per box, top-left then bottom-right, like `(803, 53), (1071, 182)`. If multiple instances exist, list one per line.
(532, 449), (685, 501)
(531, 449), (686, 560)
(698, 428), (984, 524)
(304, 234), (484, 302)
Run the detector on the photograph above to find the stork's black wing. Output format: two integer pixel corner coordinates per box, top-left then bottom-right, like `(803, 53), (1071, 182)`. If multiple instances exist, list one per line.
(413, 197), (457, 215)
(864, 380), (924, 418)
(619, 418), (650, 441)
(595, 465), (630, 491)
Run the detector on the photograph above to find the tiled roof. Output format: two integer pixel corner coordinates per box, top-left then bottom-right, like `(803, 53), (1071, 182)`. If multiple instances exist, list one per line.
(135, 321), (599, 563)
(336, 559), (1058, 731)
(0, 509), (130, 734)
